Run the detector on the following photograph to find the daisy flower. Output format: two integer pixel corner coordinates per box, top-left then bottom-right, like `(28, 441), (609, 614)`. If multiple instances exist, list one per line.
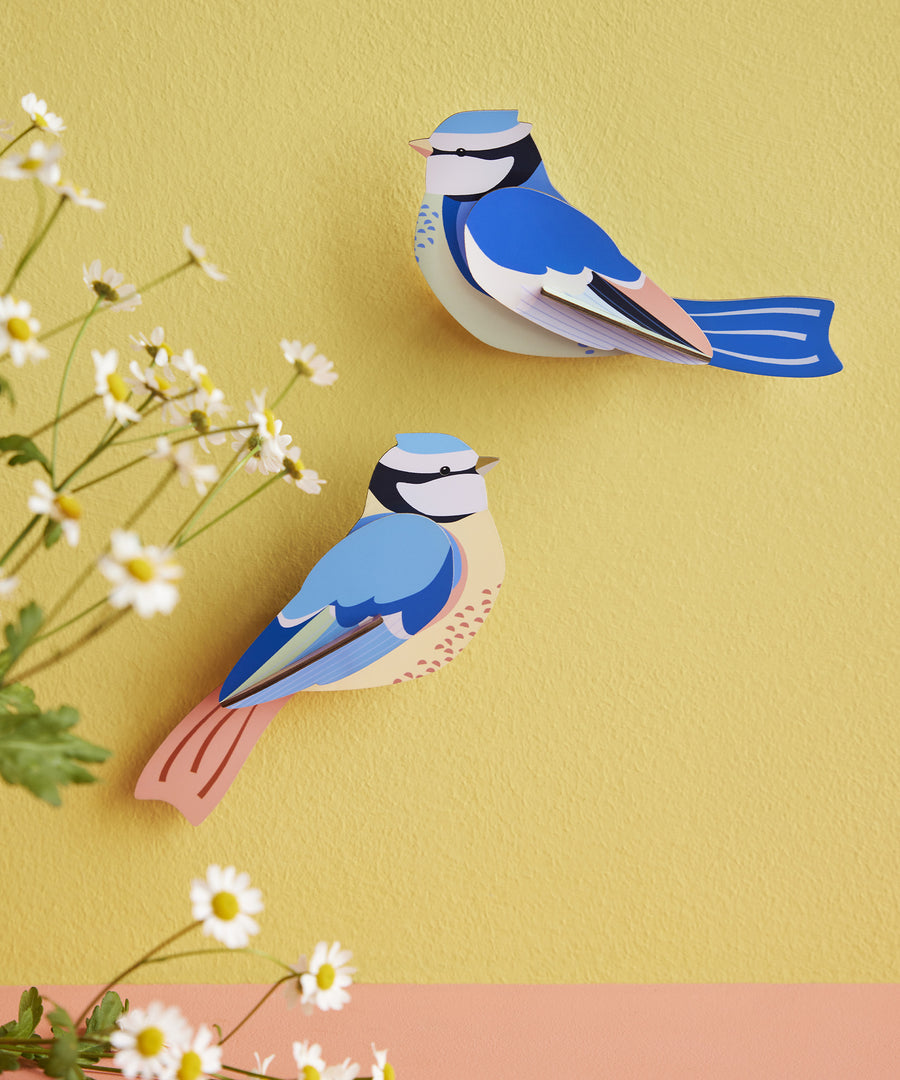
(149, 437), (219, 495)
(131, 326), (172, 364)
(20, 93), (65, 134)
(183, 226), (226, 282)
(27, 480), (83, 547)
(282, 955), (308, 1009)
(129, 358), (176, 398)
(92, 349), (141, 425)
(163, 1026), (221, 1080)
(323, 1060), (360, 1080)
(51, 178), (104, 210)
(0, 140), (62, 185)
(110, 1003), (190, 1080)
(253, 1054), (275, 1076)
(172, 348), (226, 406)
(280, 340), (337, 386)
(177, 394), (229, 452)
(98, 530), (182, 618)
(292, 1042), (326, 1080)
(282, 447), (326, 494)
(232, 390), (292, 475)
(370, 1046), (395, 1080)
(299, 942), (355, 1014)
(190, 865), (263, 948)
(0, 572), (20, 600)
(0, 296), (49, 367)
(83, 259), (141, 312)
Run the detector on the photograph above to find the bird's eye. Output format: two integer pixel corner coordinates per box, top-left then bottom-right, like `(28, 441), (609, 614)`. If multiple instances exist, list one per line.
(439, 465), (452, 475)
(455, 147), (466, 156)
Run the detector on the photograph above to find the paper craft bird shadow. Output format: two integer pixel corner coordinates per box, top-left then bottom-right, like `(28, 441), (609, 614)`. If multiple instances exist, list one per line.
(411, 110), (841, 378)
(135, 433), (504, 824)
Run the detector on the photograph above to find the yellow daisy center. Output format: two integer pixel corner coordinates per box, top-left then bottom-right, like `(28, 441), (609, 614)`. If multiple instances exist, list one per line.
(316, 963), (335, 990)
(93, 280), (119, 302)
(33, 114), (48, 130)
(7, 317), (31, 341)
(301, 1067), (320, 1080)
(199, 373), (215, 394)
(136, 1027), (164, 1057)
(295, 359), (314, 378)
(156, 374), (172, 392)
(177, 1050), (203, 1080)
(22, 158), (42, 172)
(126, 557), (155, 582)
(106, 372), (129, 402)
(211, 890), (239, 920)
(55, 494), (82, 520)
(263, 409), (277, 436)
(383, 1064), (395, 1080)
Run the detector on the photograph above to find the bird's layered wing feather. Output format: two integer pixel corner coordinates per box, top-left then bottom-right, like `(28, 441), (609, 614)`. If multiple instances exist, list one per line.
(464, 187), (711, 363)
(219, 514), (459, 707)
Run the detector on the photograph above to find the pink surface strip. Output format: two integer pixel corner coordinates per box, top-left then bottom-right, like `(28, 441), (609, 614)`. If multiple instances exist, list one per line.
(2, 983), (898, 1079)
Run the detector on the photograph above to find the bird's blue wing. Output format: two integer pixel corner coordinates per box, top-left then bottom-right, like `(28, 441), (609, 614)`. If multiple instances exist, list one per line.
(463, 188), (714, 363)
(465, 186), (640, 282)
(220, 514), (459, 706)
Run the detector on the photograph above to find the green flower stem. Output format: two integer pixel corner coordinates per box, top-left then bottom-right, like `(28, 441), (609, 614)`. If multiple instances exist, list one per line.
(4, 194), (66, 294)
(271, 367), (301, 409)
(8, 531), (43, 577)
(0, 514), (40, 568)
(179, 470), (285, 547)
(135, 259), (193, 295)
(167, 447), (254, 547)
(141, 945), (297, 973)
(25, 177), (48, 251)
(26, 394), (96, 440)
(37, 597), (105, 642)
(38, 260), (194, 343)
(71, 451), (154, 494)
(123, 465), (175, 529)
(221, 1068), (297, 1080)
(112, 422), (253, 448)
(8, 607), (127, 684)
(56, 395), (153, 493)
(73, 922), (200, 1029)
(112, 424), (194, 446)
(0, 123), (37, 159)
(50, 297), (102, 485)
(219, 973), (295, 1045)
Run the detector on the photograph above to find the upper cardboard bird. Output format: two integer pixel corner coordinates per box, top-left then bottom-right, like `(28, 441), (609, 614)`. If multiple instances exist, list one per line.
(411, 110), (841, 378)
(136, 433), (504, 824)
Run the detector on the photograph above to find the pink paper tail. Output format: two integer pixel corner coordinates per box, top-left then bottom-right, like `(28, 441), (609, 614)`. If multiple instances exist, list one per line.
(135, 686), (284, 825)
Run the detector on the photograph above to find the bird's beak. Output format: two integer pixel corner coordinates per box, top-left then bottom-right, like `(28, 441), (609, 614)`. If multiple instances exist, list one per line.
(475, 455), (499, 475)
(409, 138), (433, 158)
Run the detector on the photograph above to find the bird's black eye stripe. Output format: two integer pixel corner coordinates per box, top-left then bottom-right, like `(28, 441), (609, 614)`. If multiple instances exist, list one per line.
(430, 138), (532, 161)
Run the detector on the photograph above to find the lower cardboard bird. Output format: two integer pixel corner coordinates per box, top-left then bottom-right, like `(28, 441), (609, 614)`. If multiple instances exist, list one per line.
(411, 110), (841, 378)
(135, 433), (504, 824)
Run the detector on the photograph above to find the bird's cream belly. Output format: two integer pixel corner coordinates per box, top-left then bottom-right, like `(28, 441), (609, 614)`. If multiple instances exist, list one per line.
(415, 196), (591, 357)
(305, 510), (505, 691)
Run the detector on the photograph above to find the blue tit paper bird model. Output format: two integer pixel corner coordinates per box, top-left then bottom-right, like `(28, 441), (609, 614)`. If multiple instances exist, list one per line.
(411, 110), (841, 377)
(135, 433), (504, 824)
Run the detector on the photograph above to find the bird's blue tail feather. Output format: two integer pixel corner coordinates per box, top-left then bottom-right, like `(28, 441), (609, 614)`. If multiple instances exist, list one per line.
(675, 296), (842, 378)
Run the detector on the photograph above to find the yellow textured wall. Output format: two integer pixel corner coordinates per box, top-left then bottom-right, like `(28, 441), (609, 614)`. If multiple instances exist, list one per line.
(1, 0), (897, 983)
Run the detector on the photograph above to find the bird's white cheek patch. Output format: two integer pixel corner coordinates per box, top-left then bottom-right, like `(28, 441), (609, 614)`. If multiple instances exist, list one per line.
(398, 474), (487, 517)
(425, 155), (514, 196)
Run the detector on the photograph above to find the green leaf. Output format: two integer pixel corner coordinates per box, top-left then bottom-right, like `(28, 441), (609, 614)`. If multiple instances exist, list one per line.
(43, 522), (63, 550)
(46, 1007), (83, 1080)
(0, 987), (43, 1039)
(0, 436), (50, 473)
(0, 603), (43, 681)
(0, 1048), (22, 1070)
(85, 992), (125, 1036)
(0, 374), (15, 406)
(0, 684), (111, 805)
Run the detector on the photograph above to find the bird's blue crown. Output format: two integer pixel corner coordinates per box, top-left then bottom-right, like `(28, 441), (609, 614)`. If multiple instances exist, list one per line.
(394, 432), (472, 455)
(434, 110), (519, 135)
